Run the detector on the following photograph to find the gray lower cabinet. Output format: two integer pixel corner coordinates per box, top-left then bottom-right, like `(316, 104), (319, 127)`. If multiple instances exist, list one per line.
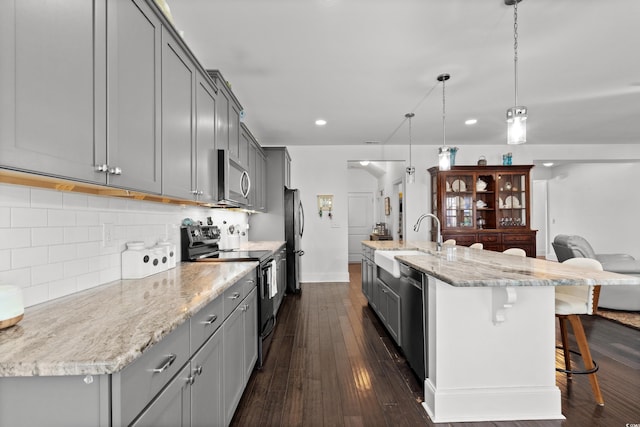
(0, 269), (258, 427)
(130, 363), (191, 427)
(361, 246), (401, 346)
(224, 286), (258, 426)
(0, 0), (106, 183)
(190, 326), (224, 427)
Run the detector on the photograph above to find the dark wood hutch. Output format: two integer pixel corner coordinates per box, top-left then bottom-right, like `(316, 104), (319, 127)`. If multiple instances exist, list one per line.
(428, 165), (537, 257)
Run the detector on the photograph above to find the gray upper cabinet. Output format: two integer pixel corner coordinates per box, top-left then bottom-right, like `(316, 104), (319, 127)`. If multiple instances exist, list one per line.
(160, 26), (195, 199)
(194, 72), (218, 203)
(208, 70), (244, 166)
(106, 0), (162, 194)
(0, 0), (106, 183)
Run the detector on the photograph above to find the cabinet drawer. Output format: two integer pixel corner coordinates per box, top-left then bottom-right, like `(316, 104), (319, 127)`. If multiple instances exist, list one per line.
(502, 233), (534, 243)
(190, 295), (224, 354)
(241, 269), (258, 296)
(223, 279), (246, 320)
(478, 233), (500, 243)
(116, 320), (190, 427)
(448, 234), (476, 245)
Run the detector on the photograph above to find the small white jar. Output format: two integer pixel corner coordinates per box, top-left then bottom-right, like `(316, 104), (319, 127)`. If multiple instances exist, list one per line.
(122, 241), (152, 279)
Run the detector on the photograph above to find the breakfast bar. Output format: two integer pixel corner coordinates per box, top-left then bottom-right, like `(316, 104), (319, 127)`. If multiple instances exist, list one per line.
(364, 241), (640, 423)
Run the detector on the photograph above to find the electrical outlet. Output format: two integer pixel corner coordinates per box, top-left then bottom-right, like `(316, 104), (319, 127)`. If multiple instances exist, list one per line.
(103, 223), (114, 247)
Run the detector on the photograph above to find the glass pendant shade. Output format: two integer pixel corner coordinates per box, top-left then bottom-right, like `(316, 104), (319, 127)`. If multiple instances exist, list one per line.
(506, 106), (527, 145)
(438, 147), (451, 171)
(406, 166), (415, 184)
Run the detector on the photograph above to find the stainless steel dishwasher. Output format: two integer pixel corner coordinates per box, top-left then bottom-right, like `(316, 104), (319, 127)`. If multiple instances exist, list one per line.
(398, 262), (426, 381)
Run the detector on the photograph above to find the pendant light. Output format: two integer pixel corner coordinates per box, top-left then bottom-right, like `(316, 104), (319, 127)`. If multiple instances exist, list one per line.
(405, 112), (416, 184)
(506, 0), (527, 145)
(437, 73), (452, 171)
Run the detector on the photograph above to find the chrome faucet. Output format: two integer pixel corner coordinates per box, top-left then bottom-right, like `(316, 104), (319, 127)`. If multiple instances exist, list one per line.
(414, 213), (443, 251)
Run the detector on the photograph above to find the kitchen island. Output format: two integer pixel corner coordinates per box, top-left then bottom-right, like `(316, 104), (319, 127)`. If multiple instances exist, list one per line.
(362, 240), (640, 423)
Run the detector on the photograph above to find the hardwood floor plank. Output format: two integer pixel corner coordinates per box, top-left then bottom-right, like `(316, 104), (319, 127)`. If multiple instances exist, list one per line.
(231, 263), (640, 427)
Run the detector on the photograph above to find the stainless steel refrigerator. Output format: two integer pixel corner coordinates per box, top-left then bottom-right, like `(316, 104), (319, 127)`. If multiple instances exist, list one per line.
(284, 188), (304, 293)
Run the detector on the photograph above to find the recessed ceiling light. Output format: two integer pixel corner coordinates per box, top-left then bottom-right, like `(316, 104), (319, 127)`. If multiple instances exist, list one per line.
(315, 119), (327, 126)
(543, 162), (554, 167)
(465, 119), (478, 125)
(360, 161), (370, 166)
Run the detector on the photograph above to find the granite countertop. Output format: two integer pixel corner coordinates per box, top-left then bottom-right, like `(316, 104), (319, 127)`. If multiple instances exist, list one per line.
(363, 240), (640, 288)
(0, 261), (258, 377)
(240, 241), (286, 253)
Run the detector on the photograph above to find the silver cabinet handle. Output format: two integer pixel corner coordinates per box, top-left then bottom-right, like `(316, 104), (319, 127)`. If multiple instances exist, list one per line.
(109, 166), (122, 175)
(229, 292), (241, 300)
(241, 304), (248, 312)
(247, 280), (255, 284)
(203, 314), (218, 325)
(187, 375), (196, 386)
(194, 365), (203, 376)
(96, 164), (109, 173)
(152, 353), (177, 373)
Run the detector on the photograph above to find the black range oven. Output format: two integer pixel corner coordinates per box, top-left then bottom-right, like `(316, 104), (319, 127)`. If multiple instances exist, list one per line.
(181, 224), (276, 368)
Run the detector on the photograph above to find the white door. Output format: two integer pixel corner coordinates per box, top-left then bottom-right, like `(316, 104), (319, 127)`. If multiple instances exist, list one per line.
(532, 180), (548, 258)
(348, 192), (374, 263)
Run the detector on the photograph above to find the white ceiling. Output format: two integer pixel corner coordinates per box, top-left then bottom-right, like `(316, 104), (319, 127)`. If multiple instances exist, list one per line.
(167, 0), (640, 147)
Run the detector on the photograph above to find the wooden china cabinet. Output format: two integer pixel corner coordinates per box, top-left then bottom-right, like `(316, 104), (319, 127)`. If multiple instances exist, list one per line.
(428, 165), (537, 257)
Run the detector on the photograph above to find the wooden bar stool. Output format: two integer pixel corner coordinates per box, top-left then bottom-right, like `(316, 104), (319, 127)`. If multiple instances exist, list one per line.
(557, 258), (604, 406)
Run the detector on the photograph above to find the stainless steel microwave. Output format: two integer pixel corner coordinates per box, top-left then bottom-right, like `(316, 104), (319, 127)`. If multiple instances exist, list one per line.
(217, 149), (250, 207)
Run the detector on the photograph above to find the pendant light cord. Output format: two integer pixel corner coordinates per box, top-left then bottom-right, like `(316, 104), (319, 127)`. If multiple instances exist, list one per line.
(513, 0), (519, 106)
(442, 77), (446, 147)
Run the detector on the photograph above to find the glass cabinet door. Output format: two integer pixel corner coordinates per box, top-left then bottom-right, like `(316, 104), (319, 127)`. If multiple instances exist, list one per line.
(497, 173), (527, 228)
(444, 173), (474, 229)
(474, 173), (496, 229)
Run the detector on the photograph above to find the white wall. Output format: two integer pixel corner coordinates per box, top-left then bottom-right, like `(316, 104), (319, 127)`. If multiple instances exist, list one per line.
(0, 183), (247, 307)
(547, 162), (640, 259)
(288, 143), (640, 283)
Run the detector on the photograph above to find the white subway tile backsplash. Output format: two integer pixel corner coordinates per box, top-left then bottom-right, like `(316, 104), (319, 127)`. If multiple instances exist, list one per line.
(0, 207), (10, 227)
(32, 263), (64, 285)
(48, 243), (77, 263)
(11, 246), (49, 269)
(0, 250), (10, 271)
(48, 209), (76, 227)
(76, 211), (100, 226)
(22, 283), (50, 306)
(32, 227), (64, 246)
(11, 207), (48, 227)
(62, 192), (88, 209)
(1, 183), (244, 307)
(64, 226), (89, 243)
(0, 184), (30, 207)
(0, 228), (30, 250)
(31, 188), (63, 209)
(64, 259), (89, 278)
(48, 278), (77, 300)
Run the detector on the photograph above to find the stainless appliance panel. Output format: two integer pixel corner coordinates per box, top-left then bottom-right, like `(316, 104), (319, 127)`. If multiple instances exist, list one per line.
(285, 188), (304, 294)
(217, 149), (250, 206)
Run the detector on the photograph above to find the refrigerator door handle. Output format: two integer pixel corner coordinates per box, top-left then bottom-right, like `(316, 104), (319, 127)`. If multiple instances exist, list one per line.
(298, 202), (304, 237)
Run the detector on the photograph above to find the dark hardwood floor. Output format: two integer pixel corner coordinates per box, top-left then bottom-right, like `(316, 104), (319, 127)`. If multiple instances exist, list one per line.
(231, 264), (640, 427)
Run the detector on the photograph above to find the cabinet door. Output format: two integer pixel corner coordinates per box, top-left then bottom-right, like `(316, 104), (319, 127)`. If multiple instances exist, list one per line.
(191, 328), (224, 427)
(107, 0), (162, 193)
(247, 139), (257, 209)
(244, 287), (258, 380)
(256, 149), (267, 211)
(229, 102), (241, 162)
(195, 73), (217, 203)
(442, 172), (475, 229)
(361, 259), (369, 299)
(130, 363), (191, 427)
(161, 27), (194, 199)
(383, 284), (401, 345)
(497, 172), (529, 228)
(0, 0), (106, 183)
(223, 303), (245, 425)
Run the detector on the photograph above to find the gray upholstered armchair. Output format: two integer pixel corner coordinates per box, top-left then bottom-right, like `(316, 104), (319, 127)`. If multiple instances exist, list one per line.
(552, 235), (640, 310)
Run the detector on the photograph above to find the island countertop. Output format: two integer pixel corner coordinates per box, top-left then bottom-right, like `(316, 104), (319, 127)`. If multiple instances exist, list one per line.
(0, 261), (258, 377)
(364, 240), (640, 287)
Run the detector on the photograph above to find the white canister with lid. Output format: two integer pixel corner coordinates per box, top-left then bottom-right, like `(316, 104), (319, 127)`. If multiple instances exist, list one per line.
(155, 239), (176, 269)
(0, 285), (25, 329)
(122, 241), (152, 279)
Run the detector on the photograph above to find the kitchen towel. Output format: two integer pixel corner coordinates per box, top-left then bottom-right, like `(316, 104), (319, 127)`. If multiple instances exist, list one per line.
(270, 260), (278, 298)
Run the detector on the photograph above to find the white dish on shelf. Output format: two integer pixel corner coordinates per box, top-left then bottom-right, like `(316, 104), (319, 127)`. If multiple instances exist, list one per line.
(451, 179), (466, 192)
(504, 196), (521, 208)
(476, 179), (487, 191)
(476, 200), (487, 209)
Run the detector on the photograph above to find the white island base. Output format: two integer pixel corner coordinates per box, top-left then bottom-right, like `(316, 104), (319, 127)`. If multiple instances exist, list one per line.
(421, 276), (564, 423)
